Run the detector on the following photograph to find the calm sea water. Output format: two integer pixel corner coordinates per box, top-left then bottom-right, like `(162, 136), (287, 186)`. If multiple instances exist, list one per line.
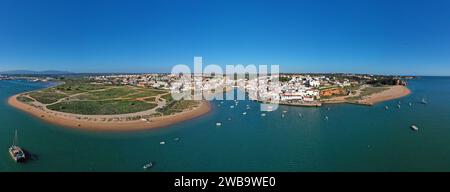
(1, 77), (450, 172)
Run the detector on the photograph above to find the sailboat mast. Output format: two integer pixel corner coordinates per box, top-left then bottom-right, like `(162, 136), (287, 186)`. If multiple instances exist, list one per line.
(13, 129), (18, 146)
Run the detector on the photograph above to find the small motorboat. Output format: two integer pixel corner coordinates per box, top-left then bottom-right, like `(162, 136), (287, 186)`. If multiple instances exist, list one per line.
(160, 141), (165, 145)
(242, 112), (247, 115)
(281, 114), (285, 118)
(216, 122), (222, 126)
(230, 105), (235, 109)
(385, 106), (389, 110)
(261, 113), (266, 117)
(298, 113), (303, 118)
(410, 125), (419, 131)
(143, 162), (153, 170)
(421, 98), (428, 104)
(325, 116), (329, 121)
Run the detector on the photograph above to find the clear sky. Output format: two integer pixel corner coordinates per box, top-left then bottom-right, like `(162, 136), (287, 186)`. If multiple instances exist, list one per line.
(1, 0), (450, 75)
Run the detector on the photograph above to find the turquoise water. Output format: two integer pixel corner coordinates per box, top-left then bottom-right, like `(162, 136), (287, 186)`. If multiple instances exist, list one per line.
(1, 77), (450, 172)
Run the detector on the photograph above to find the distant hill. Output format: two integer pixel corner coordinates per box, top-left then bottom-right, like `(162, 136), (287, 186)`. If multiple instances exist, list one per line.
(0, 70), (73, 75)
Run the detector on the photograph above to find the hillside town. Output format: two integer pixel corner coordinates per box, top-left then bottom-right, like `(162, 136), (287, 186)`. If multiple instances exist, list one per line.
(87, 73), (409, 106)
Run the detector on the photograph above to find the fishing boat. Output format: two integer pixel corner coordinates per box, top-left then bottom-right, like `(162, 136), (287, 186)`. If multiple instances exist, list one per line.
(143, 162), (153, 170)
(9, 130), (26, 162)
(410, 125), (419, 131)
(421, 98), (428, 104)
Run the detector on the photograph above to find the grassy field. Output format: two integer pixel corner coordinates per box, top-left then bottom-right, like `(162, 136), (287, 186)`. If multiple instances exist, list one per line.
(47, 100), (157, 115)
(346, 86), (389, 101)
(28, 89), (68, 104)
(359, 86), (389, 97)
(157, 100), (199, 115)
(17, 95), (35, 103)
(23, 78), (172, 115)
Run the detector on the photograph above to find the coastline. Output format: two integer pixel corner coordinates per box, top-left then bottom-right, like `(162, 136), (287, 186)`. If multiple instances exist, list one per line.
(356, 85), (411, 105)
(8, 94), (211, 132)
(321, 85), (411, 105)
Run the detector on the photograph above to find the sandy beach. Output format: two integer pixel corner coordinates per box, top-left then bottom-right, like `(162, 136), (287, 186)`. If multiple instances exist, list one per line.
(321, 85), (411, 105)
(357, 85), (411, 105)
(8, 94), (211, 132)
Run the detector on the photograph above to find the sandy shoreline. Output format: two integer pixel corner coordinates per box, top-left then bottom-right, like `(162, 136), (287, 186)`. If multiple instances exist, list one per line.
(357, 85), (411, 105)
(321, 85), (411, 105)
(8, 94), (211, 132)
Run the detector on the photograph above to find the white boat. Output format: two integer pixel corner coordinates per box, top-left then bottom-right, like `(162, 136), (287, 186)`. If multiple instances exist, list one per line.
(261, 113), (266, 117)
(143, 162), (153, 170)
(325, 116), (329, 121)
(174, 138), (180, 141)
(242, 112), (247, 115)
(159, 141), (165, 145)
(298, 113), (303, 118)
(282, 110), (287, 113)
(397, 104), (401, 109)
(421, 98), (427, 104)
(216, 122), (222, 126)
(385, 106), (389, 110)
(410, 125), (419, 131)
(230, 106), (235, 109)
(9, 130), (26, 162)
(409, 102), (412, 107)
(281, 114), (285, 118)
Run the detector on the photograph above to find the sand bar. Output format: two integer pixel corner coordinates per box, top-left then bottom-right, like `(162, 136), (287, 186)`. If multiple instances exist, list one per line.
(8, 94), (211, 132)
(357, 85), (411, 105)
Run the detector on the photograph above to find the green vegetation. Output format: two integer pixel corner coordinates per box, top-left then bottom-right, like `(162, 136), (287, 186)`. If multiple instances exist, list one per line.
(125, 89), (167, 99)
(47, 100), (157, 115)
(143, 97), (156, 102)
(17, 95), (34, 103)
(359, 86), (389, 97)
(28, 89), (67, 104)
(72, 87), (137, 100)
(24, 78), (173, 115)
(279, 76), (292, 82)
(161, 93), (173, 102)
(24, 78), (202, 116)
(157, 100), (199, 115)
(55, 79), (111, 95)
(345, 86), (389, 102)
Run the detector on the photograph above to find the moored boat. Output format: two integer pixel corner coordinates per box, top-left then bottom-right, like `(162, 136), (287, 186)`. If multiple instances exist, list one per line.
(143, 162), (153, 170)
(9, 130), (26, 162)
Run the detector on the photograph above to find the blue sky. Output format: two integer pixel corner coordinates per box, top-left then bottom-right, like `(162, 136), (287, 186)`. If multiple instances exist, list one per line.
(1, 0), (450, 75)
